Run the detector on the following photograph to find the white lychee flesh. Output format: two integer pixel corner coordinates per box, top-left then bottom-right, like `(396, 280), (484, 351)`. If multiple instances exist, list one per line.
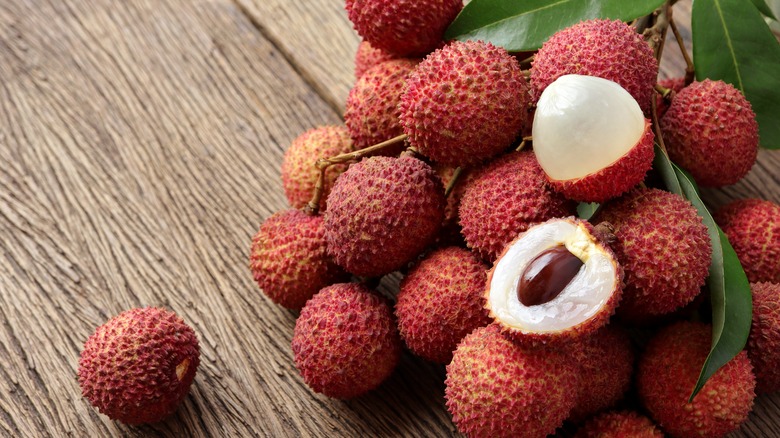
(533, 74), (646, 180)
(488, 219), (618, 333)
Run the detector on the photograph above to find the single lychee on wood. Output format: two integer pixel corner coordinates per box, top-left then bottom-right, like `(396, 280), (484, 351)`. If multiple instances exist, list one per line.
(575, 410), (663, 438)
(78, 307), (200, 425)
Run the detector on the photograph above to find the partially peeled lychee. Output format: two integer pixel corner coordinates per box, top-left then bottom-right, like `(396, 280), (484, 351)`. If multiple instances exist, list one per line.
(532, 75), (654, 203)
(485, 217), (622, 345)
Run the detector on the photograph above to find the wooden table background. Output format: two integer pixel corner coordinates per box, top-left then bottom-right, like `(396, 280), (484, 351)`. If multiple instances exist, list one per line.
(1, 0), (779, 436)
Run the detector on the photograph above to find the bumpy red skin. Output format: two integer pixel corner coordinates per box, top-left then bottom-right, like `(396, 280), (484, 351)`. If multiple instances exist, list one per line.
(661, 79), (759, 187)
(638, 321), (755, 438)
(281, 126), (355, 211)
(531, 19), (658, 114)
(575, 410), (663, 438)
(399, 41), (529, 167)
(324, 155), (445, 277)
(547, 120), (655, 203)
(78, 307), (200, 425)
(596, 188), (711, 320)
(748, 282), (780, 393)
(459, 151), (576, 262)
(485, 218), (623, 347)
(433, 164), (470, 247)
(445, 324), (578, 438)
(395, 247), (490, 364)
(345, 59), (418, 153)
(715, 198), (780, 283)
(570, 326), (635, 422)
(354, 40), (398, 79)
(292, 283), (401, 399)
(250, 210), (348, 310)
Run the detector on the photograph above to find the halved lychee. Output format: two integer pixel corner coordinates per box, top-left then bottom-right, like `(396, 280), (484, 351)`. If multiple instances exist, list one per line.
(485, 217), (622, 345)
(532, 74), (654, 203)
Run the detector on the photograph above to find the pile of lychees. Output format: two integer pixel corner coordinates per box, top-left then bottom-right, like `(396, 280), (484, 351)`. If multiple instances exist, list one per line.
(249, 1), (780, 437)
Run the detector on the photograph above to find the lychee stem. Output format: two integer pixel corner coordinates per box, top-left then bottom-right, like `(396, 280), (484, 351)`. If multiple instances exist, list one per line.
(669, 16), (696, 85)
(650, 94), (670, 154)
(304, 134), (409, 215)
(643, 1), (671, 61)
(444, 167), (462, 197)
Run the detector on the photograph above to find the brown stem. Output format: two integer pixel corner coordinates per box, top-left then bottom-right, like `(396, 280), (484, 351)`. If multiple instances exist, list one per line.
(650, 89), (669, 154)
(644, 1), (672, 61)
(444, 167), (463, 198)
(669, 16), (696, 85)
(304, 133), (409, 215)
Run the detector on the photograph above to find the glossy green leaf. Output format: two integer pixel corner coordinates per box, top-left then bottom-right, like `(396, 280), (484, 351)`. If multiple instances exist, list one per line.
(692, 0), (780, 149)
(577, 202), (600, 220)
(445, 0), (665, 52)
(750, 0), (778, 19)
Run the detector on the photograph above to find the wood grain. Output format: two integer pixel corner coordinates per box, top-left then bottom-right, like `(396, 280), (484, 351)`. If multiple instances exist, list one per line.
(0, 0), (778, 436)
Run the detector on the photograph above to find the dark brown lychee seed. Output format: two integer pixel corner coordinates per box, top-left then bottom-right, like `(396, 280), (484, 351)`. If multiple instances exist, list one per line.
(518, 245), (584, 306)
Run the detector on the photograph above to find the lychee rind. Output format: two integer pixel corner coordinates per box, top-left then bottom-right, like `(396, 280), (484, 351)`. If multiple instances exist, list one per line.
(458, 151), (576, 262)
(531, 19), (658, 114)
(281, 126), (355, 211)
(345, 0), (463, 57)
(354, 40), (398, 79)
(445, 324), (578, 438)
(292, 283), (401, 399)
(250, 209), (348, 310)
(714, 198), (780, 283)
(395, 247), (490, 364)
(637, 321), (755, 438)
(324, 155), (445, 277)
(78, 307), (200, 425)
(399, 40), (529, 167)
(595, 188), (711, 319)
(747, 281), (780, 393)
(661, 79), (759, 187)
(345, 59), (418, 153)
(575, 410), (663, 438)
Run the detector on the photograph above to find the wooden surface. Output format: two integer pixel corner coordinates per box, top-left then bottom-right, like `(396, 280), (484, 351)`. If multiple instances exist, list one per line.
(0, 0), (778, 436)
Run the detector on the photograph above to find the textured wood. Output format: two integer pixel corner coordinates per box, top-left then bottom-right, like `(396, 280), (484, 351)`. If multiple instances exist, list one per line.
(0, 0), (778, 437)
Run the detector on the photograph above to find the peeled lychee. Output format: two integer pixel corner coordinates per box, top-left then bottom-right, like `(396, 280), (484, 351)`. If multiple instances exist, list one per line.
(395, 247), (490, 364)
(250, 209), (348, 310)
(292, 283), (401, 399)
(531, 19), (658, 113)
(714, 198), (780, 283)
(575, 410), (663, 438)
(354, 40), (398, 79)
(595, 188), (711, 320)
(345, 59), (418, 153)
(486, 218), (622, 345)
(661, 79), (759, 187)
(345, 0), (463, 57)
(445, 324), (579, 438)
(399, 40), (529, 167)
(458, 150), (576, 261)
(78, 307), (200, 425)
(747, 281), (780, 393)
(532, 74), (655, 203)
(324, 155), (445, 277)
(281, 126), (355, 211)
(637, 321), (755, 438)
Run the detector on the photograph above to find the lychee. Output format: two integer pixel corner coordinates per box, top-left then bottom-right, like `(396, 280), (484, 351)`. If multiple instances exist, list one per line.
(458, 150), (576, 262)
(344, 59), (418, 153)
(292, 283), (401, 399)
(714, 198), (780, 283)
(532, 74), (655, 203)
(345, 0), (463, 57)
(445, 324), (578, 438)
(595, 188), (711, 320)
(531, 19), (658, 113)
(395, 247), (490, 364)
(324, 155), (445, 277)
(747, 281), (780, 393)
(78, 307), (200, 425)
(399, 40), (529, 167)
(661, 79), (759, 187)
(281, 126), (355, 211)
(354, 40), (398, 79)
(655, 76), (686, 118)
(250, 209), (348, 310)
(575, 410), (663, 438)
(486, 218), (622, 345)
(637, 321), (755, 438)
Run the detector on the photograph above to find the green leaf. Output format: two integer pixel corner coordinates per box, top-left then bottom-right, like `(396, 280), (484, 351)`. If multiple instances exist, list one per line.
(652, 144), (682, 195)
(577, 202), (600, 220)
(445, 0), (665, 52)
(692, 0), (780, 149)
(750, 0), (778, 19)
